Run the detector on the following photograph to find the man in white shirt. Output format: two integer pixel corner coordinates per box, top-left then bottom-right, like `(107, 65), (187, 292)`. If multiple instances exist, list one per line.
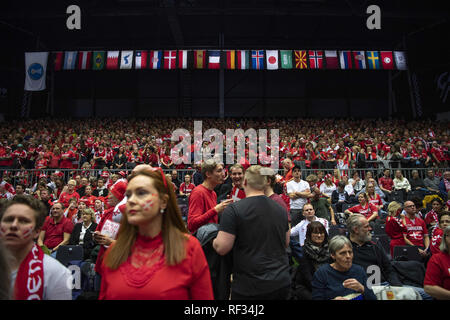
(286, 165), (311, 227)
(291, 203), (329, 246)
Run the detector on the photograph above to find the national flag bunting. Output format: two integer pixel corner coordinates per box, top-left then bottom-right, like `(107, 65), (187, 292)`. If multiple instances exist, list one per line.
(92, 51), (105, 70)
(53, 52), (63, 71)
(106, 51), (119, 70)
(208, 50), (221, 69)
(366, 51), (381, 70)
(380, 51), (394, 69)
(280, 50), (292, 69)
(394, 51), (407, 70)
(224, 50), (235, 70)
(309, 50), (323, 69)
(63, 51), (77, 70)
(294, 50), (308, 69)
(78, 51), (92, 70)
(149, 51), (162, 69)
(164, 50), (177, 70)
(251, 50), (264, 70)
(135, 50), (148, 69)
(178, 50), (188, 69)
(120, 50), (133, 69)
(266, 50), (279, 70)
(352, 51), (366, 69)
(339, 51), (353, 69)
(325, 50), (338, 69)
(236, 50), (249, 70)
(194, 50), (207, 69)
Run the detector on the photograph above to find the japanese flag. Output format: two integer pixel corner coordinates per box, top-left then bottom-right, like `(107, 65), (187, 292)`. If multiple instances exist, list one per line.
(266, 50), (279, 70)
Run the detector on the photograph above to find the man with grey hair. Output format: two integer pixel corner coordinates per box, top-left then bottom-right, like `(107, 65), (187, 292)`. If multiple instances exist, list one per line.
(187, 159), (232, 234)
(423, 169), (441, 194)
(214, 165), (291, 300)
(347, 214), (403, 287)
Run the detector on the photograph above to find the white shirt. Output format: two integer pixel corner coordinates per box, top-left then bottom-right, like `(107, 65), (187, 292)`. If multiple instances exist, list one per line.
(11, 254), (72, 300)
(79, 222), (92, 245)
(344, 183), (355, 196)
(320, 183), (336, 198)
(286, 179), (310, 210)
(290, 217), (329, 246)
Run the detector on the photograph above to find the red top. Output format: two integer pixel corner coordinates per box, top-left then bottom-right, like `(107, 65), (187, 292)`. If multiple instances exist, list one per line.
(430, 227), (444, 255)
(348, 202), (379, 220)
(187, 185), (218, 234)
(385, 216), (407, 256)
(424, 251), (450, 290)
(404, 216), (428, 247)
(41, 216), (74, 249)
(379, 176), (393, 191)
(59, 191), (80, 209)
(99, 233), (214, 300)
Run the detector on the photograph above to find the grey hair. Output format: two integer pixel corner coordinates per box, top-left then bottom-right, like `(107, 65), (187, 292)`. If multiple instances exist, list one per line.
(329, 235), (352, 255)
(346, 213), (365, 235)
(439, 226), (450, 253)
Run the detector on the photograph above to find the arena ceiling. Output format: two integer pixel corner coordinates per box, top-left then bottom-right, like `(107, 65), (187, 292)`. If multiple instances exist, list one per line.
(1, 0), (448, 52)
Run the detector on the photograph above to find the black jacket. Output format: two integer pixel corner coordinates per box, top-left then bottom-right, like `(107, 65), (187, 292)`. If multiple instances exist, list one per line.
(69, 222), (98, 260)
(331, 190), (350, 205)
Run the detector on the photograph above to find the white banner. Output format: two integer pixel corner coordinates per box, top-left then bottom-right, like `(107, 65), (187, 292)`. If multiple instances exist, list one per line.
(24, 52), (48, 91)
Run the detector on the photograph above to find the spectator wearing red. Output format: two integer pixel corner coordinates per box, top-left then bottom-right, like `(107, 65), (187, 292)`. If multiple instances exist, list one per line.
(37, 202), (74, 256)
(187, 159), (232, 234)
(59, 144), (75, 169)
(430, 212), (450, 255)
(179, 174), (195, 197)
(402, 200), (430, 259)
(378, 169), (393, 198)
(12, 144), (27, 169)
(385, 202), (407, 256)
(0, 144), (13, 169)
(430, 141), (446, 167)
(58, 180), (80, 209)
(64, 197), (79, 222)
(345, 193), (379, 225)
(47, 146), (61, 169)
(424, 198), (445, 230)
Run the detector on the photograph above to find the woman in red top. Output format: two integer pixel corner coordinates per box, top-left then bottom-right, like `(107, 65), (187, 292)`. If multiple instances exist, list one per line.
(430, 212), (450, 255)
(99, 168), (213, 300)
(385, 201), (407, 256)
(345, 193), (378, 223)
(424, 198), (444, 230)
(48, 146), (61, 169)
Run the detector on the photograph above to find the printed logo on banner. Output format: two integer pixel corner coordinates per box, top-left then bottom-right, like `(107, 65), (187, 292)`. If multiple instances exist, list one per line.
(27, 63), (44, 80)
(101, 220), (120, 239)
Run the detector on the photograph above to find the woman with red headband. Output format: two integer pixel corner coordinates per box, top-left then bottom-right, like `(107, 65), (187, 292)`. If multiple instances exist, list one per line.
(99, 167), (213, 299)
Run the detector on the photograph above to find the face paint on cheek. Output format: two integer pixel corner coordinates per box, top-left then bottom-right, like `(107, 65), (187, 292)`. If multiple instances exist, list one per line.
(22, 227), (34, 239)
(143, 199), (155, 211)
(0, 226), (6, 237)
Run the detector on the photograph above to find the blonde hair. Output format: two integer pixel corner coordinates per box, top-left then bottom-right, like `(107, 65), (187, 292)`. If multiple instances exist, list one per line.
(244, 165), (267, 191)
(387, 201), (402, 216)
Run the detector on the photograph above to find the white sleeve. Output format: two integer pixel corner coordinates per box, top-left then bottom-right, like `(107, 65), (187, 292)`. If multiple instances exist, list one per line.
(43, 255), (73, 300)
(286, 181), (294, 194)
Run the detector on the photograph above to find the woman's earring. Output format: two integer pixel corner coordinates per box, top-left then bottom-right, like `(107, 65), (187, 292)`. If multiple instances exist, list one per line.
(160, 209), (165, 213)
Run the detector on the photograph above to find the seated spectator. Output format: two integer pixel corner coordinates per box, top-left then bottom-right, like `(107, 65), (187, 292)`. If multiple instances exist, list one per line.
(348, 171), (365, 195)
(58, 179), (80, 209)
(385, 201), (407, 256)
(64, 197), (78, 222)
(366, 183), (386, 219)
(378, 169), (394, 198)
(347, 214), (403, 287)
(430, 212), (450, 255)
(423, 169), (442, 195)
(438, 171), (450, 200)
(69, 208), (98, 260)
(424, 198), (445, 231)
(171, 170), (181, 194)
(37, 202), (74, 258)
(331, 181), (350, 213)
(402, 201), (430, 260)
(80, 185), (96, 209)
(93, 178), (109, 197)
(393, 170), (411, 200)
(0, 195), (72, 300)
(179, 174), (196, 197)
(310, 187), (336, 225)
(319, 174), (336, 199)
(93, 198), (104, 224)
(424, 226), (450, 299)
(291, 203), (329, 247)
(291, 221), (332, 300)
(311, 235), (376, 300)
(345, 193), (379, 227)
(409, 170), (428, 192)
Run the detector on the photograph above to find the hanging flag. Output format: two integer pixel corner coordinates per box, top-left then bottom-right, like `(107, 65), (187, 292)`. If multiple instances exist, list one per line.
(63, 51), (77, 70)
(164, 50), (177, 70)
(294, 50), (308, 69)
(78, 51), (92, 70)
(134, 50), (148, 69)
(208, 50), (221, 69)
(339, 51), (352, 69)
(309, 50), (324, 69)
(266, 50), (279, 70)
(24, 52), (48, 91)
(236, 50), (249, 70)
(280, 50), (293, 69)
(92, 51), (105, 70)
(194, 50), (207, 69)
(53, 52), (63, 71)
(380, 51), (394, 69)
(223, 50), (235, 69)
(178, 50), (188, 69)
(352, 51), (366, 69)
(251, 50), (264, 70)
(120, 50), (133, 69)
(149, 51), (162, 69)
(366, 51), (381, 70)
(106, 51), (119, 70)
(394, 51), (407, 70)
(325, 50), (338, 69)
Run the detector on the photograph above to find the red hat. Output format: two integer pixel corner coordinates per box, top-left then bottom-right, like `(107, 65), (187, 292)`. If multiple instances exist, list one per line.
(101, 171), (109, 178)
(109, 180), (127, 202)
(118, 171), (127, 178)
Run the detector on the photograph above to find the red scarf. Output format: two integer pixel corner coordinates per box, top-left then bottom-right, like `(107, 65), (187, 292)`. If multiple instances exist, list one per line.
(15, 244), (44, 300)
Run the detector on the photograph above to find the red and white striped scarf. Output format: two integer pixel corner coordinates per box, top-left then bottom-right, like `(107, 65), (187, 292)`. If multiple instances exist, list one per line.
(14, 244), (44, 300)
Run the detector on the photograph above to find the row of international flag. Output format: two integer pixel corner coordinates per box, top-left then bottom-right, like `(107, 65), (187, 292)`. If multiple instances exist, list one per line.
(53, 49), (408, 71)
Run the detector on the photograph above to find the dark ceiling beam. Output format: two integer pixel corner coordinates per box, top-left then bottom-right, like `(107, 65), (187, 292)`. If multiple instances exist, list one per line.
(162, 0), (184, 46)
